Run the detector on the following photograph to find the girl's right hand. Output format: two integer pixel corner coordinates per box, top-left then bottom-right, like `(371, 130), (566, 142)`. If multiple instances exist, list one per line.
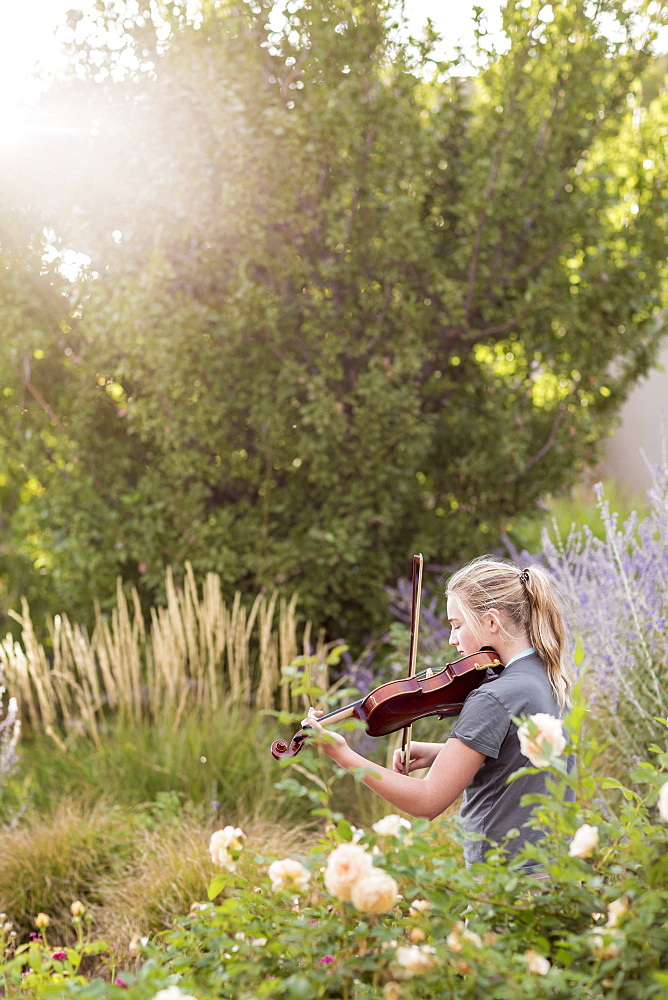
(392, 741), (442, 774)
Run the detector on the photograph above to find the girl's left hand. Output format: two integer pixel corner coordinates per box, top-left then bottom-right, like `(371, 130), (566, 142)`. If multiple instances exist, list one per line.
(302, 708), (348, 756)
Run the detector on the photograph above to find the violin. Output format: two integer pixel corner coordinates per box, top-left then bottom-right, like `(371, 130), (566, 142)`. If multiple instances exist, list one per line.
(270, 646), (503, 760)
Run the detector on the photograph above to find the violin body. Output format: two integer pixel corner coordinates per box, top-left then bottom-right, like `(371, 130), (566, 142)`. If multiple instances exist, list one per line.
(270, 647), (502, 760)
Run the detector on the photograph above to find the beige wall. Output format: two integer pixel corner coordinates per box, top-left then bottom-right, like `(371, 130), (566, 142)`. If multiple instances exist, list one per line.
(599, 342), (668, 494)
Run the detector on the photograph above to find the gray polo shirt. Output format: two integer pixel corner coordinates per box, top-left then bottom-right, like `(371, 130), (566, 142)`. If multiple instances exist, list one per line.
(449, 650), (571, 867)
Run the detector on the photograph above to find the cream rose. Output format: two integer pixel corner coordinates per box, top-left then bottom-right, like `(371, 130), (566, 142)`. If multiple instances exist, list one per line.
(372, 815), (412, 838)
(267, 858), (311, 893)
(568, 823), (599, 858)
(517, 713), (567, 767)
(446, 920), (482, 953)
(524, 949), (550, 975)
(589, 930), (622, 959)
(210, 826), (245, 852)
(408, 898), (432, 916)
(658, 780), (668, 823)
(323, 843), (374, 901)
(350, 869), (399, 914)
(394, 944), (437, 978)
(606, 896), (628, 927)
(151, 988), (199, 1000)
(209, 826), (245, 870)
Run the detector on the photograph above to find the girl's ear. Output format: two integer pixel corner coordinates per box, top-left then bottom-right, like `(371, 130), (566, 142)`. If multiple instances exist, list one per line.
(486, 610), (501, 633)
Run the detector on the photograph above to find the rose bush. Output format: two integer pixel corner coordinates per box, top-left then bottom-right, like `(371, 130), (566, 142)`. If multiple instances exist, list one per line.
(2, 711), (667, 999)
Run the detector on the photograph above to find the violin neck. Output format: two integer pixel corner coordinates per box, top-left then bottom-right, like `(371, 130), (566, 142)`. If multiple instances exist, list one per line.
(303, 699), (363, 730)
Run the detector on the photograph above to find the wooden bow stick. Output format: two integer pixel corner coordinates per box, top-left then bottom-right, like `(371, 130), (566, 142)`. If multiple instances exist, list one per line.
(400, 553), (423, 772)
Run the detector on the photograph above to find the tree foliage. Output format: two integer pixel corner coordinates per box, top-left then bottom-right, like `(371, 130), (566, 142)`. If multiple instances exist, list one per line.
(0, 0), (667, 641)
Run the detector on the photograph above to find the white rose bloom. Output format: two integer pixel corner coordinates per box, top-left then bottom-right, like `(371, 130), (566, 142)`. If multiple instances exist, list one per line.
(209, 845), (235, 871)
(372, 815), (412, 838)
(409, 899), (433, 916)
(129, 935), (149, 955)
(446, 921), (482, 952)
(658, 781), (668, 823)
(606, 897), (629, 927)
(524, 949), (550, 975)
(394, 944), (437, 978)
(589, 930), (622, 959)
(568, 823), (599, 858)
(267, 858), (311, 893)
(323, 843), (374, 902)
(152, 987), (199, 1000)
(209, 827), (245, 869)
(350, 869), (399, 914)
(210, 826), (245, 852)
(517, 713), (567, 767)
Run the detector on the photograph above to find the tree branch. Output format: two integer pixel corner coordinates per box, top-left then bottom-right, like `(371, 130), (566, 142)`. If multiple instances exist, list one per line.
(510, 404), (568, 482)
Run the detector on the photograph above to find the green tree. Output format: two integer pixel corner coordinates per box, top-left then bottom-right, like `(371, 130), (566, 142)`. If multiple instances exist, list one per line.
(0, 0), (666, 642)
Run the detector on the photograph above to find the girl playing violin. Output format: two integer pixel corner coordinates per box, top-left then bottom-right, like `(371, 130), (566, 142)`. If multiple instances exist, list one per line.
(303, 556), (573, 867)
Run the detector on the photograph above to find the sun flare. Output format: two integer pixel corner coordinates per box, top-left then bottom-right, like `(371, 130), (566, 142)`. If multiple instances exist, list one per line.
(0, 99), (31, 146)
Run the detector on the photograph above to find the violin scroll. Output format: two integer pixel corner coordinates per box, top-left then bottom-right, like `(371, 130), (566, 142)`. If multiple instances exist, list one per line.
(271, 730), (310, 760)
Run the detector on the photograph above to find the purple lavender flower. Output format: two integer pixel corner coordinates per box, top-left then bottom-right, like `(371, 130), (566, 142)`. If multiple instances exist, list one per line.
(535, 462), (668, 764)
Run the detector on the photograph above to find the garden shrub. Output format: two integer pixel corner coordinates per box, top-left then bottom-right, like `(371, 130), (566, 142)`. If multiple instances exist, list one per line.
(2, 705), (667, 999)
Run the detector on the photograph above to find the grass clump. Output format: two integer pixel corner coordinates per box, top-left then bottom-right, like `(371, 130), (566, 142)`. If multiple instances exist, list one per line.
(0, 801), (134, 947)
(97, 811), (314, 958)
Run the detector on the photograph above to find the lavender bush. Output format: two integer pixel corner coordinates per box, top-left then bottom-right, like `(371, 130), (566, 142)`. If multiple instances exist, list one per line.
(539, 462), (668, 770)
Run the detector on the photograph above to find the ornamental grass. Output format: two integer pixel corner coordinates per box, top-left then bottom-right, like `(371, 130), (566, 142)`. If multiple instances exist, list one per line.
(0, 801), (133, 948)
(0, 562), (330, 743)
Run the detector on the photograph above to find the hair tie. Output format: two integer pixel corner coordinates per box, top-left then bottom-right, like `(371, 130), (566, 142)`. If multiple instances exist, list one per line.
(519, 568), (530, 586)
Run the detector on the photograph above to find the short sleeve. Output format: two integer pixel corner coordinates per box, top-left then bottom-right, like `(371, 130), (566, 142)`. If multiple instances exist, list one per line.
(449, 688), (512, 759)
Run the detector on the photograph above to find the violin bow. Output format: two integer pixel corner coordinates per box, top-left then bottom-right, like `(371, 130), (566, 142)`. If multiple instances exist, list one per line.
(400, 553), (423, 772)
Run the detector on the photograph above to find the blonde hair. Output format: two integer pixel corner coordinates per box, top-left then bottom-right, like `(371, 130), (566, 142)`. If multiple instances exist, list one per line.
(446, 556), (572, 709)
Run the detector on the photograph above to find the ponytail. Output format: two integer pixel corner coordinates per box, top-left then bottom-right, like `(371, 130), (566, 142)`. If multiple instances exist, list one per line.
(447, 556), (572, 709)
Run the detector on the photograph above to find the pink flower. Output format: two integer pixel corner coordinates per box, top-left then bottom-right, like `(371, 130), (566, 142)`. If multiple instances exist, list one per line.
(319, 955), (335, 965)
(114, 976), (128, 988)
(51, 950), (67, 961)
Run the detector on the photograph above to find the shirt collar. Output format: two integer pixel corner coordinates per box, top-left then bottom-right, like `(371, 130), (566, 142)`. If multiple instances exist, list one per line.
(504, 646), (536, 668)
